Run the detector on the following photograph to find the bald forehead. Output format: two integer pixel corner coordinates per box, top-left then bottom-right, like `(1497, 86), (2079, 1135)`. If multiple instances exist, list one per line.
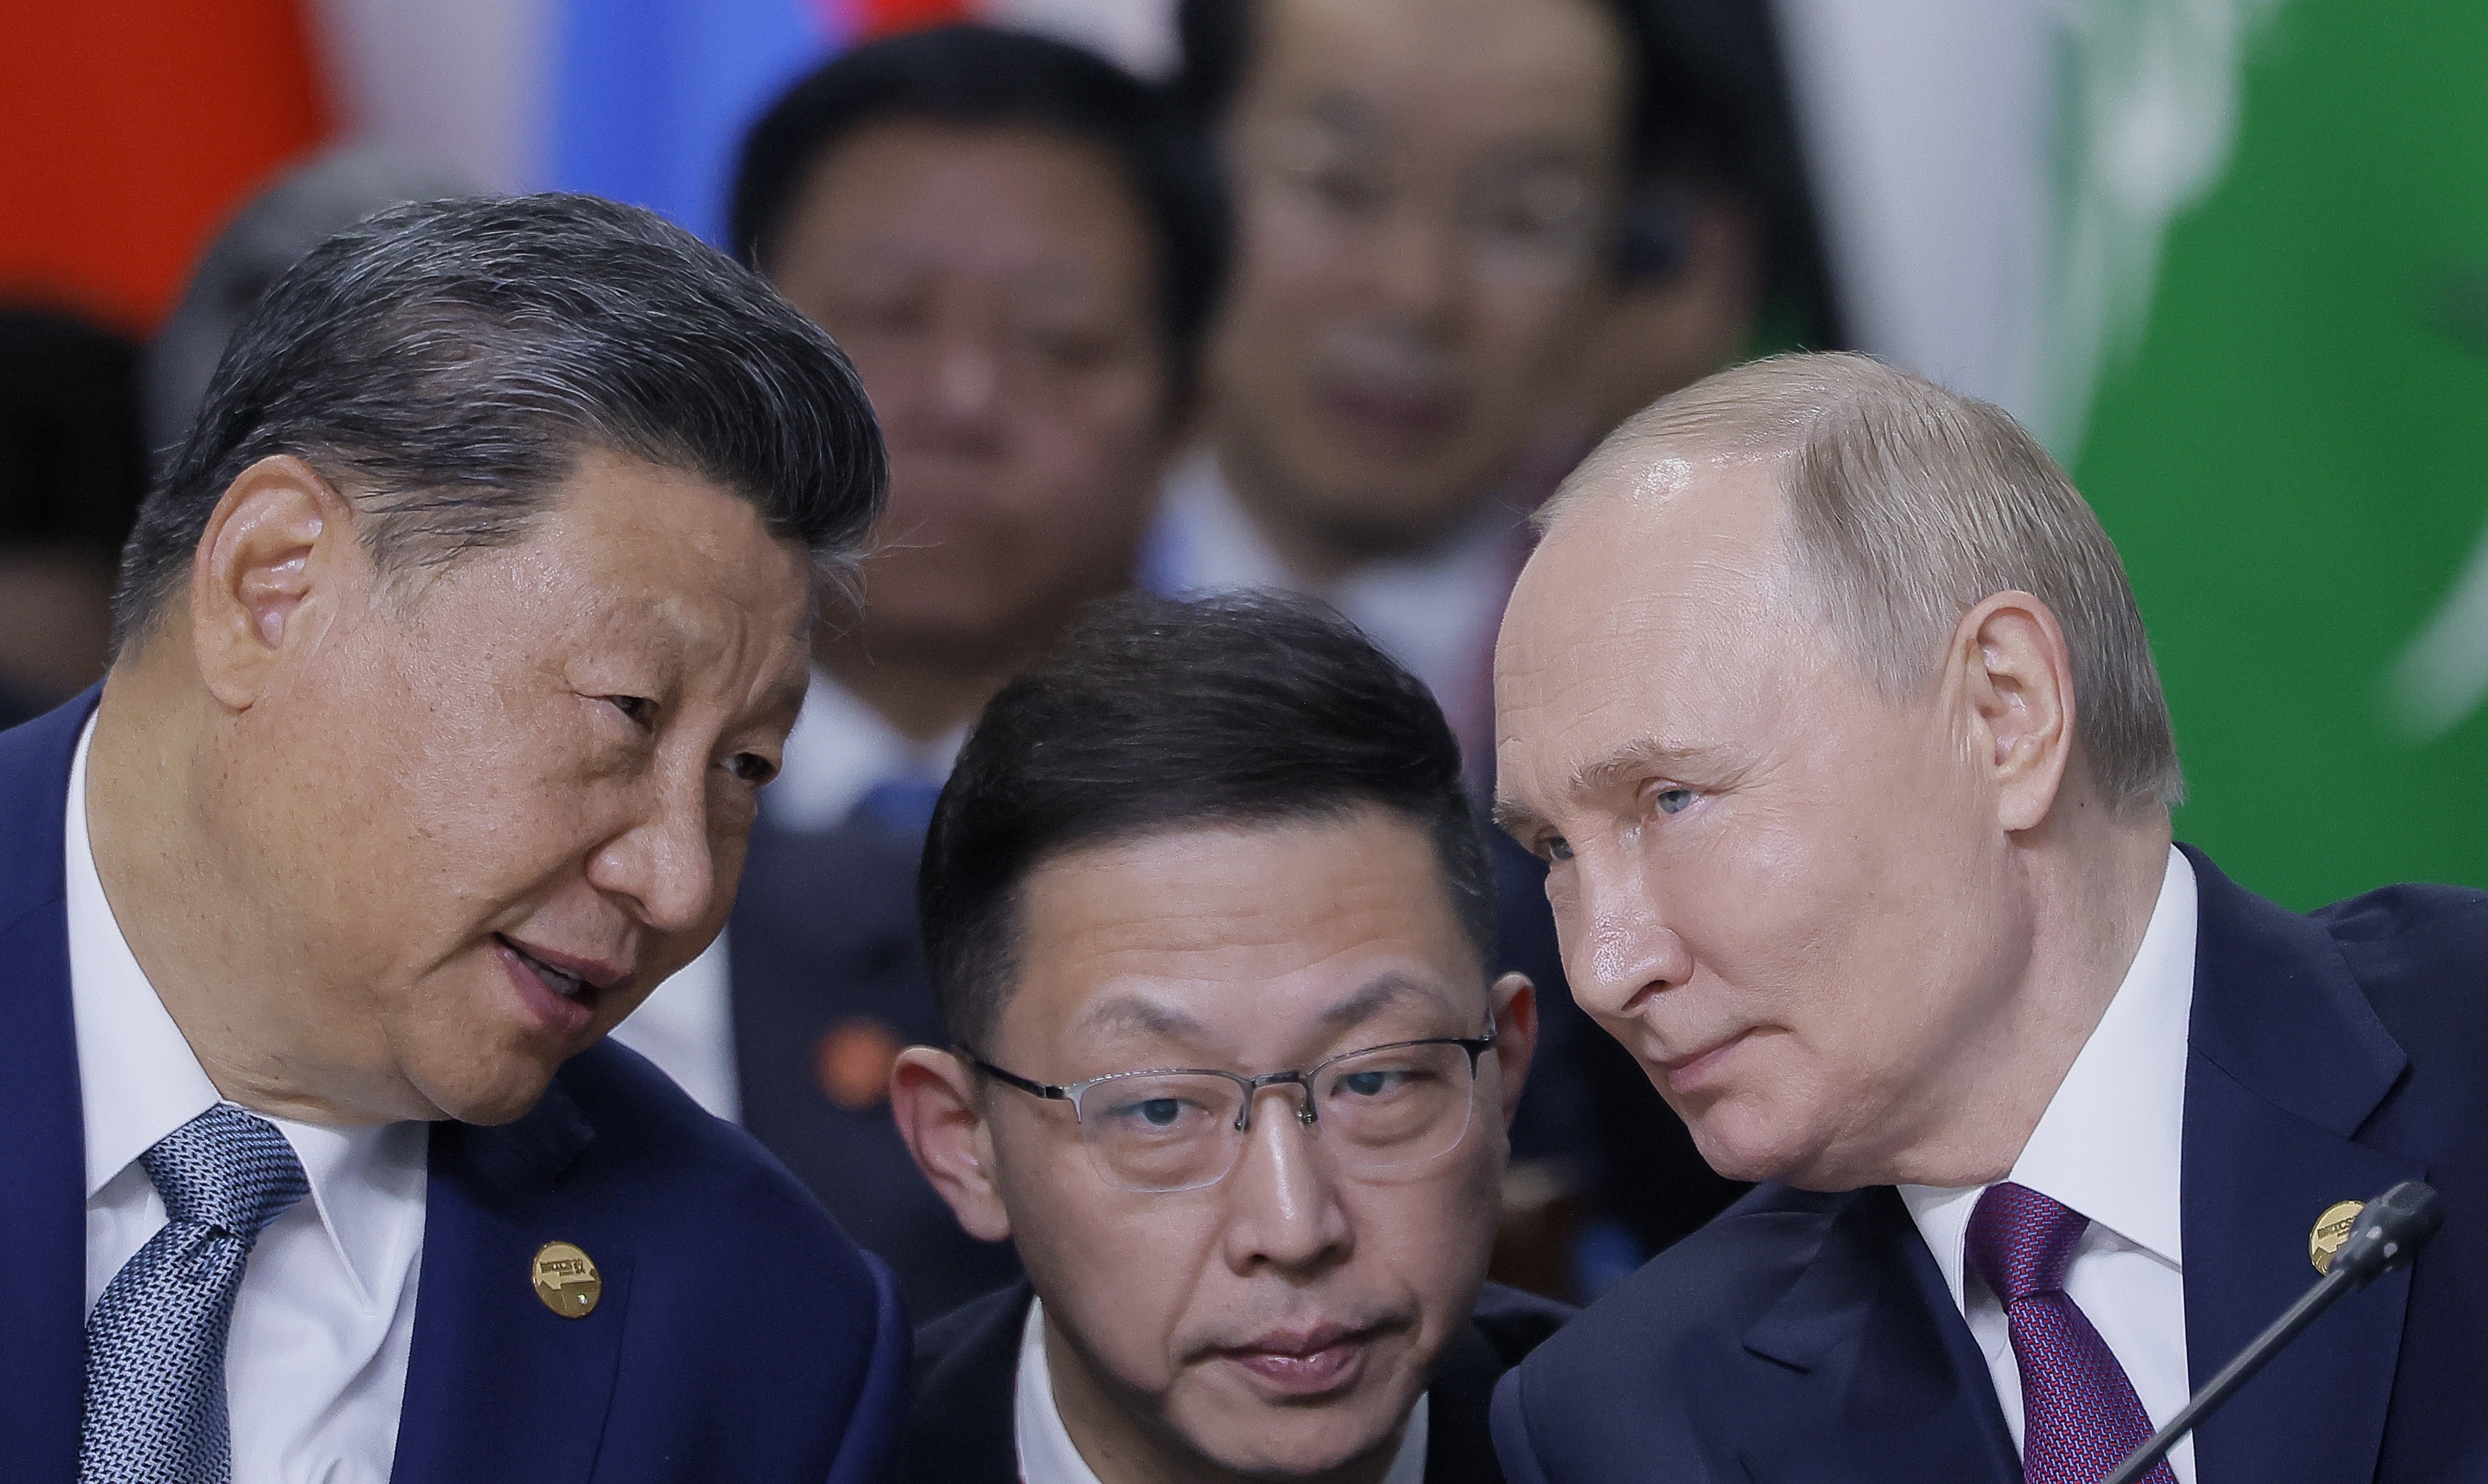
(1539, 445), (1792, 556)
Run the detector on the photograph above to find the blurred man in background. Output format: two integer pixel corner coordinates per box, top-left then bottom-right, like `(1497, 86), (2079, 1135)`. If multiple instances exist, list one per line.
(1160, 0), (1834, 1294)
(893, 591), (1564, 1484)
(606, 25), (1225, 1320)
(0, 309), (147, 726)
(145, 145), (472, 459)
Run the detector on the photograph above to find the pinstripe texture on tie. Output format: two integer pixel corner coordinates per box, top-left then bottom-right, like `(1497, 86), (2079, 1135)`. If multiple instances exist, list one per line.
(79, 1105), (310, 1484)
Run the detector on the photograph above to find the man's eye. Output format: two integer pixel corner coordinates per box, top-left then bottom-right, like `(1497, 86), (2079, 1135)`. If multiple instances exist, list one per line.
(1654, 787), (1696, 816)
(1546, 837), (1574, 862)
(605, 696), (656, 727)
(726, 753), (777, 785)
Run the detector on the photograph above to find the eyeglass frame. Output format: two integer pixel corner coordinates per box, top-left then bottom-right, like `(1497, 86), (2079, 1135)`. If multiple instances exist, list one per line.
(962, 1029), (1499, 1183)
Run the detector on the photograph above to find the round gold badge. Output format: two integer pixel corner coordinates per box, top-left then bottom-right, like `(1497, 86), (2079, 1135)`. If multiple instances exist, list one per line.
(532, 1240), (602, 1318)
(2310, 1200), (2365, 1274)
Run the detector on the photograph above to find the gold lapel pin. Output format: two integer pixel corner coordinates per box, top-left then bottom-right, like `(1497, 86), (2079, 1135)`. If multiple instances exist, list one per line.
(532, 1240), (603, 1318)
(2309, 1200), (2365, 1274)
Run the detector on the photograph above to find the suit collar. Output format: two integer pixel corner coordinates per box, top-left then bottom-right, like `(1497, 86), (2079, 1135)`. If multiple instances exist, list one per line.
(0, 691), (102, 1484)
(1735, 1189), (2021, 1482)
(2177, 845), (2416, 1484)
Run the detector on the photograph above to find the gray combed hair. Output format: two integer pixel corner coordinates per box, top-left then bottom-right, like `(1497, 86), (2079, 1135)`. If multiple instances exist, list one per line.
(1547, 351), (2183, 814)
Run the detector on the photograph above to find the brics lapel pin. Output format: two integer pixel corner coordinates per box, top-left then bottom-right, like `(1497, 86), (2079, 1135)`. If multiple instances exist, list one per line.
(2309, 1200), (2365, 1274)
(532, 1240), (603, 1318)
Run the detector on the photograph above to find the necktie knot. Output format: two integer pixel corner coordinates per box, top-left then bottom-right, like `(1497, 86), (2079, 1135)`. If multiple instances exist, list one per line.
(139, 1105), (310, 1240)
(1965, 1180), (2091, 1306)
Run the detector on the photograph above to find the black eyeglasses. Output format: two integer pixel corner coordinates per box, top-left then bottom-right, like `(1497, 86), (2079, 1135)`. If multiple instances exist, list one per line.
(966, 1032), (1496, 1194)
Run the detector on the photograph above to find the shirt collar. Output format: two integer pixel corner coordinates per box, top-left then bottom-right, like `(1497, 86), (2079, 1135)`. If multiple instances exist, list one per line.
(67, 713), (428, 1310)
(1901, 846), (2197, 1302)
(1012, 1295), (1429, 1484)
(763, 665), (965, 833)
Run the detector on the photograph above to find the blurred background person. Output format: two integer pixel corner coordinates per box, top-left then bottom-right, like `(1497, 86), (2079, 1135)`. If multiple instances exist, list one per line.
(600, 24), (1225, 1321)
(0, 309), (148, 727)
(146, 145), (473, 458)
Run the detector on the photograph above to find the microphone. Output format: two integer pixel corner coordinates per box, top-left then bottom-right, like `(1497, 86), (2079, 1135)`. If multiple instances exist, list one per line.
(2100, 1180), (2443, 1484)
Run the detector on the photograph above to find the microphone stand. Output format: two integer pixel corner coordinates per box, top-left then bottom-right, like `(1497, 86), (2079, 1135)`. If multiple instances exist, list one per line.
(2099, 1180), (2443, 1484)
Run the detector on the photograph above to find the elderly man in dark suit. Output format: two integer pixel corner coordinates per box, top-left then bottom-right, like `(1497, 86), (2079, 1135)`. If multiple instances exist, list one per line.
(1486, 351), (2488, 1483)
(0, 195), (906, 1483)
(888, 593), (1570, 1484)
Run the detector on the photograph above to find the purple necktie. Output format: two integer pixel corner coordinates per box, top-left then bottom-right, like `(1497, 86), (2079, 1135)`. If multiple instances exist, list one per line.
(1965, 1181), (2176, 1484)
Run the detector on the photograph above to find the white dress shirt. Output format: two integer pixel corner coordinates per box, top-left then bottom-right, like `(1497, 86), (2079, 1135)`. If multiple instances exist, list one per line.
(608, 666), (964, 1121)
(1145, 450), (1524, 760)
(69, 715), (428, 1484)
(1014, 1296), (1429, 1484)
(1901, 846), (2199, 1483)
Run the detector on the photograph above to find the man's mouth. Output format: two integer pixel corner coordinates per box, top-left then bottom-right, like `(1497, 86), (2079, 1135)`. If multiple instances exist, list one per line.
(1211, 1321), (1392, 1399)
(493, 934), (626, 1037)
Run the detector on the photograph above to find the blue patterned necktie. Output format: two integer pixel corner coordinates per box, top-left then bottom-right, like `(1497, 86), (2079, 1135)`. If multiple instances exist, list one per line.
(1966, 1181), (2177, 1484)
(80, 1105), (311, 1484)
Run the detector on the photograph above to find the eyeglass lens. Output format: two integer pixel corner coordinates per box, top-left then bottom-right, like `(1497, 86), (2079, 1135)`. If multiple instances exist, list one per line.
(1072, 1040), (1480, 1193)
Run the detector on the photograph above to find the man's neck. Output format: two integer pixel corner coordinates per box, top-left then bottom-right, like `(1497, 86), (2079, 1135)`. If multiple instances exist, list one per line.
(1209, 443), (1482, 593)
(813, 640), (1002, 752)
(1039, 1308), (1406, 1484)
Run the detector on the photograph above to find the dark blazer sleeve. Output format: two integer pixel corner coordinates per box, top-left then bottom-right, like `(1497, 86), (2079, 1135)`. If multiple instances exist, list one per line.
(825, 1255), (911, 1484)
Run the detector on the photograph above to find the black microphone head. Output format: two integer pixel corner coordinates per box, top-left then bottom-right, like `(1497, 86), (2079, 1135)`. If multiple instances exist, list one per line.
(2327, 1180), (2444, 1288)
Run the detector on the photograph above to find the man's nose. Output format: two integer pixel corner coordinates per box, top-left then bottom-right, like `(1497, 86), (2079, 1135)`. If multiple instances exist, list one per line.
(587, 769), (718, 936)
(1364, 205), (1465, 326)
(1217, 1086), (1353, 1276)
(1560, 850), (1693, 1024)
(921, 326), (1005, 438)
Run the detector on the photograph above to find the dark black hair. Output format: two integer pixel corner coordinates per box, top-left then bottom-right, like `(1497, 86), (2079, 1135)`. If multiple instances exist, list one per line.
(1174, 0), (1840, 347)
(920, 590), (1496, 1050)
(729, 25), (1229, 381)
(114, 192), (886, 652)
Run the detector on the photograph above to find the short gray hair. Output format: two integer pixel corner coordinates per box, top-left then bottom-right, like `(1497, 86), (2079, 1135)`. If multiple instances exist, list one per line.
(1548, 351), (2182, 813)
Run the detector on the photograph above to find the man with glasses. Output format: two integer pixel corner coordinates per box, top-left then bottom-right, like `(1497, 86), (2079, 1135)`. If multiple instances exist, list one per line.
(888, 591), (1566, 1484)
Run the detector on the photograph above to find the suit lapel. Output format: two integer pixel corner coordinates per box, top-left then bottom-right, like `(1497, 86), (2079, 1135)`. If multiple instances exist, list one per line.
(390, 1083), (634, 1484)
(901, 1283), (1028, 1483)
(2179, 849), (2416, 1484)
(0, 694), (98, 1484)
(1735, 1189), (2021, 1484)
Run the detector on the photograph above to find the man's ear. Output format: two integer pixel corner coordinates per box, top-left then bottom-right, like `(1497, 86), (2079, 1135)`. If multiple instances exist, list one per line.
(890, 1047), (1014, 1243)
(189, 454), (366, 710)
(1488, 971), (1539, 1127)
(1949, 590), (2077, 833)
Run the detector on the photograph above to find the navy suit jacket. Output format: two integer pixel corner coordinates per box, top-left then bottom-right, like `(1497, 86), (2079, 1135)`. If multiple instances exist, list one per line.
(903, 1280), (1573, 1484)
(0, 694), (911, 1483)
(1490, 846), (2488, 1482)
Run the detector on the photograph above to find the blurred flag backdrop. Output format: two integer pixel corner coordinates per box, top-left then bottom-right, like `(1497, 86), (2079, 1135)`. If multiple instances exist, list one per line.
(2, 0), (2481, 906)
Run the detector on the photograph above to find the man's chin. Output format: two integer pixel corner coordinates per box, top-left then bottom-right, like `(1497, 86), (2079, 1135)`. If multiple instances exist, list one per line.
(411, 1057), (563, 1126)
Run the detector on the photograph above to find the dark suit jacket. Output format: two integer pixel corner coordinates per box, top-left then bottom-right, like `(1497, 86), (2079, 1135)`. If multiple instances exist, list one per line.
(0, 693), (911, 1484)
(906, 1280), (1572, 1484)
(729, 807), (1022, 1320)
(1490, 846), (2488, 1482)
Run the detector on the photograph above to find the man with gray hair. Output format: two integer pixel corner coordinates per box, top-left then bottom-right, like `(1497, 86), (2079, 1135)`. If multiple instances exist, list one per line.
(1486, 352), (2487, 1482)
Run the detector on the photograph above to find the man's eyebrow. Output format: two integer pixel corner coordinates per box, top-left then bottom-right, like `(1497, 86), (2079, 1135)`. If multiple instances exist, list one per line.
(1490, 794), (1545, 842)
(1320, 972), (1454, 1033)
(1075, 995), (1209, 1043)
(1569, 737), (1712, 799)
